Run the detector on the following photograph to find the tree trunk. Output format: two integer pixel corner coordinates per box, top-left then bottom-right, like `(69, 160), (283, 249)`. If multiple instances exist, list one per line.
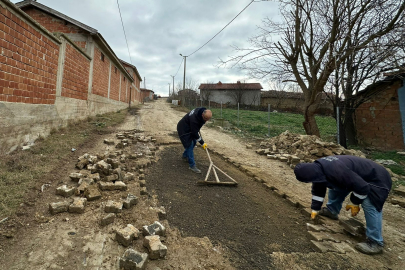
(303, 104), (320, 137)
(344, 107), (358, 146)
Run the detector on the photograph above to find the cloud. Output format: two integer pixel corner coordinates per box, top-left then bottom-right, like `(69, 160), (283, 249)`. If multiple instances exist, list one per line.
(11, 0), (279, 96)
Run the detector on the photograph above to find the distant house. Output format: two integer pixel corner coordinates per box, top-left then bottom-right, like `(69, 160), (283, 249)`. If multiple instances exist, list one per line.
(261, 90), (333, 114)
(140, 88), (154, 102)
(177, 89), (200, 106)
(354, 72), (405, 150)
(199, 81), (263, 106)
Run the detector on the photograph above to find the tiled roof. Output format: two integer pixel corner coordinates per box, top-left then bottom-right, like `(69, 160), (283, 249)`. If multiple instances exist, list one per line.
(199, 82), (263, 90)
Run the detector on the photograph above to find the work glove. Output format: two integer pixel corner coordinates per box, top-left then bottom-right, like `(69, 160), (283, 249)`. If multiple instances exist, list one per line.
(345, 204), (360, 217)
(202, 143), (208, 150)
(311, 210), (319, 220)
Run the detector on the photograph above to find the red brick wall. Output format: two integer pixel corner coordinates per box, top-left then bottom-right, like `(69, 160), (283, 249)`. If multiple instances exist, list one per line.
(22, 7), (87, 49)
(0, 5), (59, 104)
(61, 43), (90, 100)
(92, 47), (109, 98)
(120, 77), (128, 102)
(355, 81), (404, 150)
(109, 65), (120, 101)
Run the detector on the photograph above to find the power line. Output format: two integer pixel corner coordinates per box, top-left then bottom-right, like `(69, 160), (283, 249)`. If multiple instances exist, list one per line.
(174, 57), (184, 77)
(117, 0), (133, 64)
(186, 0), (255, 57)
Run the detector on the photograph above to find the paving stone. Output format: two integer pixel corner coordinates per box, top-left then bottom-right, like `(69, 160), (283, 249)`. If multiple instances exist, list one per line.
(123, 194), (138, 209)
(96, 160), (111, 175)
(106, 158), (120, 169)
(49, 201), (71, 215)
(76, 155), (89, 170)
(105, 174), (119, 182)
(391, 196), (405, 207)
(308, 231), (341, 242)
(55, 185), (76, 198)
(69, 197), (87, 214)
(76, 178), (95, 195)
(101, 213), (116, 226)
(114, 167), (123, 180)
(124, 172), (135, 181)
(99, 182), (115, 191)
(69, 173), (83, 182)
(142, 221), (166, 236)
(393, 186), (405, 197)
(306, 223), (328, 232)
(104, 139), (115, 145)
(84, 185), (102, 201)
(89, 173), (100, 182)
(339, 218), (365, 237)
(119, 249), (148, 270)
(86, 164), (97, 173)
(139, 180), (146, 187)
(105, 200), (123, 213)
(116, 224), (140, 247)
(140, 187), (148, 195)
(115, 181), (128, 191)
(143, 235), (167, 260)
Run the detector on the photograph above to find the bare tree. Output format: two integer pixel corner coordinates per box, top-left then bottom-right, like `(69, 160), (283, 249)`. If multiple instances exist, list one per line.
(227, 81), (249, 105)
(199, 81), (215, 103)
(221, 0), (405, 137)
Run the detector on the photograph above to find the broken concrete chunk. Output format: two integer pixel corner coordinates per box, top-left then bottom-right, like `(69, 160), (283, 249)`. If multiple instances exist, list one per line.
(124, 172), (135, 181)
(99, 182), (115, 191)
(88, 173), (100, 182)
(116, 224), (140, 247)
(101, 213), (116, 226)
(76, 154), (90, 170)
(105, 174), (119, 182)
(76, 178), (95, 195)
(69, 197), (87, 214)
(142, 221), (166, 236)
(84, 185), (102, 201)
(86, 164), (97, 173)
(56, 185), (76, 198)
(49, 201), (71, 215)
(69, 173), (83, 182)
(105, 200), (123, 213)
(143, 235), (167, 260)
(123, 194), (138, 209)
(115, 181), (128, 191)
(113, 167), (123, 180)
(119, 249), (148, 270)
(96, 160), (111, 175)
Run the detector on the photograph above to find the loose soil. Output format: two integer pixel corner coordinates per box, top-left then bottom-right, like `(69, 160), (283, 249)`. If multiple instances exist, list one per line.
(0, 99), (404, 270)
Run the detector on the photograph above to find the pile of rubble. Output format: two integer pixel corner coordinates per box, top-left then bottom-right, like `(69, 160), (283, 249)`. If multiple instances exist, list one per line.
(255, 131), (365, 168)
(47, 129), (168, 269)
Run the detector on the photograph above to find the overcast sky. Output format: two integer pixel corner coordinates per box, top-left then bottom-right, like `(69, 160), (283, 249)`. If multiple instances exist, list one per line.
(12, 0), (279, 96)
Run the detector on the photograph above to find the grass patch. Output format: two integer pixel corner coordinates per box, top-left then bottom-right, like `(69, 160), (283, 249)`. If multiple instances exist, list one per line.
(0, 109), (128, 218)
(367, 151), (405, 179)
(210, 108), (337, 141)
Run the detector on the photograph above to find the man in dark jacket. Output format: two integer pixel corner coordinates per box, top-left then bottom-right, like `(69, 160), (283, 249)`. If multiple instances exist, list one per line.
(294, 155), (392, 255)
(177, 107), (212, 173)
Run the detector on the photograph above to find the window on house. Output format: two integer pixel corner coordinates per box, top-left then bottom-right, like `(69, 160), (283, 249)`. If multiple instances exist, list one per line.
(101, 53), (104, 62)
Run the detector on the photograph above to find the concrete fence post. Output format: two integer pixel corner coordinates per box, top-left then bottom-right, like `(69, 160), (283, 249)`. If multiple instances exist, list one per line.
(268, 104), (271, 137)
(336, 107), (340, 145)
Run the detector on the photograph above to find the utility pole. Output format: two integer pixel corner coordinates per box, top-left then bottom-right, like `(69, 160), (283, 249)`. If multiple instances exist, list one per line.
(144, 77), (146, 89)
(180, 54), (187, 91)
(170, 75), (175, 96)
(168, 83), (170, 97)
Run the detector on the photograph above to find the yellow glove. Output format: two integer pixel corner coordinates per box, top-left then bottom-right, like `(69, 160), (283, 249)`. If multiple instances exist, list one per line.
(202, 143), (207, 150)
(345, 204), (360, 217)
(311, 210), (319, 220)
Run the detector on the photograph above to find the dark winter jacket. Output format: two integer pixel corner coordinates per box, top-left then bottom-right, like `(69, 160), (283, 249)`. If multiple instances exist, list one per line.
(294, 155), (392, 212)
(177, 107), (206, 148)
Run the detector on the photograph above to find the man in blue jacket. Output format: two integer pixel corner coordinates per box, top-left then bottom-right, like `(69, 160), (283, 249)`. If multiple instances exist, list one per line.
(177, 107), (212, 173)
(294, 155), (392, 255)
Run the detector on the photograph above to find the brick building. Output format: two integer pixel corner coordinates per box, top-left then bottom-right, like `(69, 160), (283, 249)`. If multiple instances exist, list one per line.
(140, 88), (154, 102)
(355, 73), (405, 150)
(0, 0), (143, 153)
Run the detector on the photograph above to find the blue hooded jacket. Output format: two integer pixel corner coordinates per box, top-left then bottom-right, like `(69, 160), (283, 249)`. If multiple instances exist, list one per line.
(294, 155), (392, 212)
(177, 107), (206, 148)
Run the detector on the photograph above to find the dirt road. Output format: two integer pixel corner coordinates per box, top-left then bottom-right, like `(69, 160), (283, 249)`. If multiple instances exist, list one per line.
(0, 99), (404, 269)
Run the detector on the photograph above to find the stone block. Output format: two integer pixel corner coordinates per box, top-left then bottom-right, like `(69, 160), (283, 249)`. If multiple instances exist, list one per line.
(96, 160), (111, 175)
(394, 186), (405, 197)
(101, 213), (116, 226)
(308, 231), (340, 243)
(76, 156), (89, 170)
(306, 223), (328, 232)
(113, 167), (123, 180)
(119, 249), (148, 270)
(86, 164), (97, 173)
(55, 185), (76, 198)
(156, 207), (167, 220)
(391, 196), (405, 207)
(104, 139), (115, 145)
(105, 200), (123, 213)
(339, 218), (365, 236)
(84, 185), (102, 201)
(115, 181), (128, 191)
(99, 182), (115, 191)
(143, 235), (167, 260)
(124, 172), (135, 181)
(139, 180), (146, 187)
(76, 178), (94, 195)
(89, 173), (100, 182)
(123, 194), (138, 209)
(105, 174), (118, 182)
(116, 224), (140, 247)
(69, 173), (83, 182)
(143, 221), (166, 236)
(69, 197), (87, 214)
(49, 201), (71, 215)
(139, 174), (145, 180)
(140, 187), (148, 195)
(139, 169), (144, 174)
(246, 144), (252, 149)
